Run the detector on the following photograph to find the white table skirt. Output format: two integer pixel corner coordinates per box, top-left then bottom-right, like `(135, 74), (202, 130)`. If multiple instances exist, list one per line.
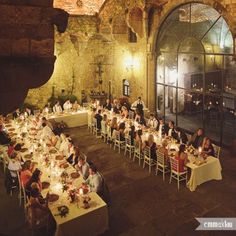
(48, 111), (88, 128)
(186, 156), (222, 191)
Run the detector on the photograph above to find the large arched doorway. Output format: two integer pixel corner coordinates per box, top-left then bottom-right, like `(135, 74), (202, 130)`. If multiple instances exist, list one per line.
(156, 2), (236, 145)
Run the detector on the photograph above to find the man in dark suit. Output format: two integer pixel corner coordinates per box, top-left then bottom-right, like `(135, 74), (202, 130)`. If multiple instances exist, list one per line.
(12, 108), (21, 119)
(167, 121), (178, 139)
(175, 128), (188, 144)
(157, 117), (168, 136)
(103, 99), (112, 111)
(95, 109), (103, 130)
(189, 128), (205, 148)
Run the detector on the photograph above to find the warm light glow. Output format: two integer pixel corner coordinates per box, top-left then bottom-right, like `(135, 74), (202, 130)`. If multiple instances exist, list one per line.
(124, 53), (140, 71)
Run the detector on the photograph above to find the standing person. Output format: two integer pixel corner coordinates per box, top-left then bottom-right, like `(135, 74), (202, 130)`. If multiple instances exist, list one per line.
(95, 109), (103, 130)
(132, 97), (146, 116)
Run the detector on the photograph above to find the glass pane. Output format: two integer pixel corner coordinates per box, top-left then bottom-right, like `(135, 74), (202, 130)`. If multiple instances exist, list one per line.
(178, 37), (204, 53)
(178, 53), (204, 90)
(156, 55), (165, 83)
(165, 86), (176, 124)
(190, 3), (220, 40)
(202, 17), (234, 54)
(222, 96), (236, 145)
(205, 55), (223, 94)
(156, 84), (164, 117)
(224, 56), (236, 95)
(204, 95), (221, 142)
(164, 53), (177, 86)
(177, 89), (203, 132)
(157, 4), (190, 52)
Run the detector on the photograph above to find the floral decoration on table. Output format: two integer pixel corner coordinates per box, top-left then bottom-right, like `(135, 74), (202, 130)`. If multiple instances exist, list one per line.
(57, 205), (69, 217)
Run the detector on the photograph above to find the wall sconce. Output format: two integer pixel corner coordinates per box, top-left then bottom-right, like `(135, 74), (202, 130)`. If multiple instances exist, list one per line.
(124, 52), (139, 72)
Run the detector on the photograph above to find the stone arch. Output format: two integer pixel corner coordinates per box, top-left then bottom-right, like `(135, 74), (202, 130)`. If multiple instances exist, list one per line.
(150, 0), (235, 54)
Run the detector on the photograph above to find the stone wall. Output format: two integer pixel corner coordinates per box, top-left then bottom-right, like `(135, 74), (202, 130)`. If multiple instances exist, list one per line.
(24, 0), (236, 111)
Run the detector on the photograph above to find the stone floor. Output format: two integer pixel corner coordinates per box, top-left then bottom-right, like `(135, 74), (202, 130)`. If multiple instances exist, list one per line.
(0, 126), (236, 236)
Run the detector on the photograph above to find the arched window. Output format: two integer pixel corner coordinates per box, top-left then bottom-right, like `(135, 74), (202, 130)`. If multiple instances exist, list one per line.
(156, 3), (235, 145)
(123, 79), (130, 96)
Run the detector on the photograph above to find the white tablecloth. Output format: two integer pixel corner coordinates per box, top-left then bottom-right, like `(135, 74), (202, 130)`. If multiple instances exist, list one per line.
(186, 156), (222, 191)
(48, 111), (88, 128)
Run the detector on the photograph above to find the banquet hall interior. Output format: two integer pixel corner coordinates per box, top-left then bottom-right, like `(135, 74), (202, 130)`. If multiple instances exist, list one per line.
(0, 0), (236, 236)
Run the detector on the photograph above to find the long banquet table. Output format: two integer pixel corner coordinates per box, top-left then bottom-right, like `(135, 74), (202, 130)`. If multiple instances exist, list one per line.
(1, 117), (108, 236)
(47, 110), (88, 128)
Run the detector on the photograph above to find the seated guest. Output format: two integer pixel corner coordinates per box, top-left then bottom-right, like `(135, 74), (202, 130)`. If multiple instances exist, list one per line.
(134, 109), (146, 126)
(67, 145), (80, 166)
(135, 129), (143, 149)
(23, 107), (32, 117)
(72, 100), (80, 111)
(26, 168), (42, 194)
(0, 124), (11, 145)
(8, 152), (22, 178)
(7, 141), (16, 157)
(112, 99), (121, 114)
(20, 160), (33, 187)
(40, 123), (53, 140)
(84, 165), (102, 193)
(27, 187), (49, 228)
(121, 106), (129, 118)
(41, 117), (53, 131)
(95, 109), (103, 130)
(53, 101), (62, 113)
(128, 125), (136, 145)
(142, 134), (157, 161)
(118, 122), (126, 141)
(110, 117), (118, 136)
(175, 128), (188, 144)
(189, 128), (205, 148)
(147, 113), (158, 130)
(76, 155), (90, 180)
(157, 117), (168, 137)
(174, 144), (188, 172)
(103, 99), (112, 111)
(158, 140), (169, 163)
(167, 121), (178, 139)
(101, 114), (108, 134)
(63, 99), (72, 111)
(59, 134), (70, 157)
(88, 107), (96, 126)
(12, 108), (21, 119)
(202, 137), (215, 157)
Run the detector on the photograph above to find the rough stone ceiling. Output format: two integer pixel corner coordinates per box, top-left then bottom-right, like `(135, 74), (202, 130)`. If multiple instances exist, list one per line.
(54, 0), (106, 15)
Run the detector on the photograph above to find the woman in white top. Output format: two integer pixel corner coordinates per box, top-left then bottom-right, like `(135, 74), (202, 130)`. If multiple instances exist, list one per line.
(53, 101), (62, 113)
(59, 134), (70, 157)
(63, 100), (72, 111)
(8, 152), (22, 178)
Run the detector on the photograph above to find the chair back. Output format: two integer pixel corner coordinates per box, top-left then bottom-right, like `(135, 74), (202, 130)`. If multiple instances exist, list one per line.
(115, 132), (121, 141)
(143, 146), (151, 159)
(212, 144), (221, 158)
(93, 118), (97, 128)
(157, 151), (165, 165)
(101, 121), (107, 134)
(125, 136), (132, 146)
(170, 157), (179, 173)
